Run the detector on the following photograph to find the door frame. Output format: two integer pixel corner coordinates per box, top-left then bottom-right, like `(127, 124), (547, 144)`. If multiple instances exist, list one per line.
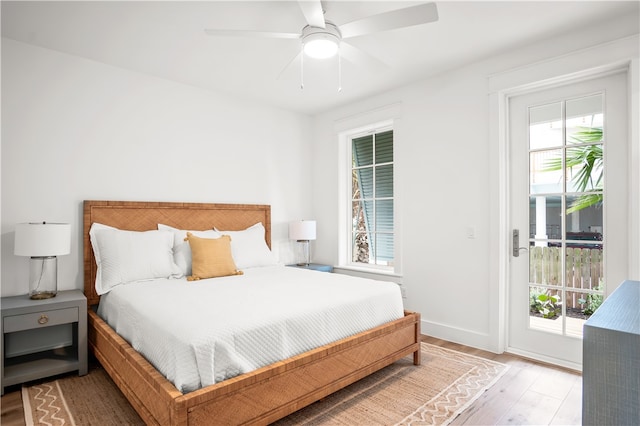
(490, 59), (639, 365)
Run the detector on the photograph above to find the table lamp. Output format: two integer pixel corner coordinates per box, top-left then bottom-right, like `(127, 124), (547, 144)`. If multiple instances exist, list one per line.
(289, 220), (316, 266)
(15, 222), (71, 299)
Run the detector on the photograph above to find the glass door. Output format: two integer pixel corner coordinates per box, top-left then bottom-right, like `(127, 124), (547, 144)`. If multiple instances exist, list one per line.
(508, 71), (628, 368)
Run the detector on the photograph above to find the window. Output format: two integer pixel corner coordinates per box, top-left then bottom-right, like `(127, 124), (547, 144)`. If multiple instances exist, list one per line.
(348, 126), (394, 269)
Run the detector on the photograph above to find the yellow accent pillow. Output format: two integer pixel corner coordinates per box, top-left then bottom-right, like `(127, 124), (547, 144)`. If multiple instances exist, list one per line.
(185, 233), (243, 281)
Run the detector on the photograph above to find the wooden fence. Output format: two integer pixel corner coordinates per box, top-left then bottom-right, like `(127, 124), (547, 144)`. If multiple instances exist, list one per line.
(529, 246), (604, 309)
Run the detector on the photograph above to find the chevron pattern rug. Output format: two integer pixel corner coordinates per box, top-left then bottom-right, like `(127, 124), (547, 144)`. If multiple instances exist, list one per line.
(22, 343), (508, 425)
(21, 367), (141, 426)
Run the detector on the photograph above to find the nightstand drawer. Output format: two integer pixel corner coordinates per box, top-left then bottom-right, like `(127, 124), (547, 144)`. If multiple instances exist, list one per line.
(4, 307), (78, 333)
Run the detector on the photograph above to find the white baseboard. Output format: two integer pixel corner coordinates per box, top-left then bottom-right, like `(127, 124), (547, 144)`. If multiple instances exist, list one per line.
(421, 319), (493, 353)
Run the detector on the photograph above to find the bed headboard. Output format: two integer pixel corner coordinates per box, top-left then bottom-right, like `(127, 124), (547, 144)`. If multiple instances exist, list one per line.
(83, 200), (271, 306)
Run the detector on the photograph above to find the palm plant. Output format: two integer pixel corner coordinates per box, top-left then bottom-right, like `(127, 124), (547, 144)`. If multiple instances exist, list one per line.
(544, 126), (603, 213)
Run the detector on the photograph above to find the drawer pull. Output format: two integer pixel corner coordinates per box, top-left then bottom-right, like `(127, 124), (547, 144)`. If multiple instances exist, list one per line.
(37, 314), (49, 325)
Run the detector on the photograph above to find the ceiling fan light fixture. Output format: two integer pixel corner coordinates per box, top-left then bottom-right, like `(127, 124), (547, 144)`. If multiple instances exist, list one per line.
(304, 37), (338, 59)
(302, 23), (341, 59)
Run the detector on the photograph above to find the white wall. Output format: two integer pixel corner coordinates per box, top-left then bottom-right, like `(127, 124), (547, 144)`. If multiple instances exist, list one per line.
(310, 15), (639, 352)
(1, 38), (314, 296)
(2, 12), (638, 356)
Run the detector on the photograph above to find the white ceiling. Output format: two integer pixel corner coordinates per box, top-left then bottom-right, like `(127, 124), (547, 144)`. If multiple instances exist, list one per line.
(2, 1), (639, 115)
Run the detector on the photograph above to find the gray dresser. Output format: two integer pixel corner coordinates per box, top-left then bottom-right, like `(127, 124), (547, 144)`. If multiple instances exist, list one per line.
(582, 280), (640, 426)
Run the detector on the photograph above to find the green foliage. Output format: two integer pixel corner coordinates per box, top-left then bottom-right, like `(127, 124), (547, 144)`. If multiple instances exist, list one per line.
(578, 285), (604, 316)
(544, 126), (603, 213)
(530, 288), (562, 319)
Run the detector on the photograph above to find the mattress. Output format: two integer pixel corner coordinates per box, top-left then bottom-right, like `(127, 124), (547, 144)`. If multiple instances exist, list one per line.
(97, 265), (404, 393)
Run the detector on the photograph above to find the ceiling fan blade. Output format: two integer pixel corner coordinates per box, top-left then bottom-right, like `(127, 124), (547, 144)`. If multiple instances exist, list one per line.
(276, 51), (302, 81)
(298, 0), (325, 28)
(340, 3), (438, 39)
(204, 29), (300, 39)
(339, 42), (388, 73)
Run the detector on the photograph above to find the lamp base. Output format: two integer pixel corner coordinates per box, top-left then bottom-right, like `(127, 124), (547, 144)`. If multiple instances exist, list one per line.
(30, 291), (57, 300)
(295, 240), (312, 267)
(29, 256), (58, 300)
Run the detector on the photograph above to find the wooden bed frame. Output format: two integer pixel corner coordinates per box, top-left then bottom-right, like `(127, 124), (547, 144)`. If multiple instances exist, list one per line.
(83, 200), (421, 425)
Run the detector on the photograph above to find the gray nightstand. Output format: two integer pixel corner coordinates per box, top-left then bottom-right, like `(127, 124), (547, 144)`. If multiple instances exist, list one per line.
(1, 289), (87, 394)
(286, 263), (333, 273)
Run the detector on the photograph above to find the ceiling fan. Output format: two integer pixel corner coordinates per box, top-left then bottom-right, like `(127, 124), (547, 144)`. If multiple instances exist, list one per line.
(204, 1), (439, 87)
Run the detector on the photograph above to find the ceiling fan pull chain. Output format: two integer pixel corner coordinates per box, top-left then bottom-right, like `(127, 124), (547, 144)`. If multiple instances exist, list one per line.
(300, 44), (305, 90)
(337, 47), (342, 92)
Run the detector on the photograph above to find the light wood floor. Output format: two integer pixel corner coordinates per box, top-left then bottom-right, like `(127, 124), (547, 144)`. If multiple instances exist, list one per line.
(0, 335), (582, 425)
(423, 336), (582, 426)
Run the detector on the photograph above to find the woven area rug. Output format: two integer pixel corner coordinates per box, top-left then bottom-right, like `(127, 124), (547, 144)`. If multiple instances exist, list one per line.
(23, 343), (508, 425)
(21, 366), (142, 426)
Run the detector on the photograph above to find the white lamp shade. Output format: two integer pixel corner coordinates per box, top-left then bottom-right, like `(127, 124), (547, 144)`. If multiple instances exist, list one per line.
(289, 220), (316, 241)
(14, 222), (71, 257)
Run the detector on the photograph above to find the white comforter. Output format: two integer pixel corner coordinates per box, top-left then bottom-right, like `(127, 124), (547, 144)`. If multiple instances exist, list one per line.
(97, 265), (404, 393)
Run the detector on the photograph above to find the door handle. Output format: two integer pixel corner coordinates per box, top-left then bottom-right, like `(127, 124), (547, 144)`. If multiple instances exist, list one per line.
(512, 229), (529, 257)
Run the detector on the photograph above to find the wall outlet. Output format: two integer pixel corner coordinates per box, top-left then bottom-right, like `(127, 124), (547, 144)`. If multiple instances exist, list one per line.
(466, 226), (476, 239)
(398, 283), (407, 299)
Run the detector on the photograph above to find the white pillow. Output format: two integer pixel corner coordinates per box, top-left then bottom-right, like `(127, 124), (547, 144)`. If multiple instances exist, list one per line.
(89, 223), (183, 295)
(214, 223), (277, 269)
(157, 224), (221, 276)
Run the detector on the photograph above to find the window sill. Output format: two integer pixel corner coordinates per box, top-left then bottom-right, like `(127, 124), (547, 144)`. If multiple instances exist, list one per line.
(333, 265), (403, 283)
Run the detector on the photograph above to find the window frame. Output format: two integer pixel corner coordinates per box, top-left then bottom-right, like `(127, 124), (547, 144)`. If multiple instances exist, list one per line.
(338, 119), (400, 275)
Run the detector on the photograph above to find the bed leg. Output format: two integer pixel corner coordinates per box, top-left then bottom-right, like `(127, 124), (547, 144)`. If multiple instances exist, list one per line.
(414, 314), (421, 365)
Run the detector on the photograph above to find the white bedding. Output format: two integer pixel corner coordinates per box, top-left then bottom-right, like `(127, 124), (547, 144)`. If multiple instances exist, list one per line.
(97, 265), (404, 393)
